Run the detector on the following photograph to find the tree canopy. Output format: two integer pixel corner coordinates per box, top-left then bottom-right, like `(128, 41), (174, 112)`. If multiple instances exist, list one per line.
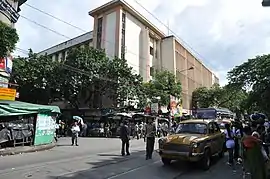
(143, 70), (182, 106)
(227, 54), (270, 115)
(10, 47), (143, 108)
(192, 83), (247, 115)
(0, 21), (19, 58)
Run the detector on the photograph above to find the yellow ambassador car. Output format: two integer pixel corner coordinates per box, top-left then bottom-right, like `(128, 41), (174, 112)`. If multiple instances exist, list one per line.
(157, 119), (225, 170)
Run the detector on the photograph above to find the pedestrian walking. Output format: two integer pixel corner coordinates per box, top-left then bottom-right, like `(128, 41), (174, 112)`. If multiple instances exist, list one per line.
(241, 126), (267, 179)
(224, 123), (235, 168)
(54, 122), (59, 142)
(134, 123), (139, 140)
(120, 121), (130, 156)
(145, 118), (156, 160)
(71, 121), (80, 146)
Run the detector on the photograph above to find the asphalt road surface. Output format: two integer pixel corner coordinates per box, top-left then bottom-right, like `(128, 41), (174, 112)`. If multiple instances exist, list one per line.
(0, 138), (243, 179)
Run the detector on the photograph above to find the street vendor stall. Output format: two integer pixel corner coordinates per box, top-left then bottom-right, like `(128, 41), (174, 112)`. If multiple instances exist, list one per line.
(0, 100), (60, 147)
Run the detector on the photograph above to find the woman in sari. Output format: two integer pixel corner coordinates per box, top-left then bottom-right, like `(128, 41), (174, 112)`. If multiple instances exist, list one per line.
(241, 126), (267, 179)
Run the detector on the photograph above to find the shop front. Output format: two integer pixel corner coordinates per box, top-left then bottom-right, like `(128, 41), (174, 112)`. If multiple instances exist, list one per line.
(0, 99), (60, 148)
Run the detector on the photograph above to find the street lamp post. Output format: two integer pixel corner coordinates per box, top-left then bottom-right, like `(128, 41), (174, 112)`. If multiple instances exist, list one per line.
(262, 0), (270, 6)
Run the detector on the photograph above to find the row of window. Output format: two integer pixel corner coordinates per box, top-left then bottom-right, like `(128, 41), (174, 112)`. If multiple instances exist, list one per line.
(121, 13), (126, 59)
(97, 17), (103, 49)
(48, 41), (91, 61)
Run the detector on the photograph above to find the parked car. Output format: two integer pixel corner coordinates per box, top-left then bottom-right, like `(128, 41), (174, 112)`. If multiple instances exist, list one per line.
(157, 119), (225, 170)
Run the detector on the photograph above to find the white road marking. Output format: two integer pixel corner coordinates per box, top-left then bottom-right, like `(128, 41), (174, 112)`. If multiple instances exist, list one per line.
(106, 160), (160, 179)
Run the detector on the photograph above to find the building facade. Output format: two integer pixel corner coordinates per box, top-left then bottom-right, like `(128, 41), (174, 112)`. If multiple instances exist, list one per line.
(38, 31), (93, 60)
(0, 0), (27, 87)
(39, 0), (219, 111)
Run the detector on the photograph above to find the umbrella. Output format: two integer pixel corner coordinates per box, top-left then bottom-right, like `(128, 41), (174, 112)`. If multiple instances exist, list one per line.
(73, 116), (82, 121)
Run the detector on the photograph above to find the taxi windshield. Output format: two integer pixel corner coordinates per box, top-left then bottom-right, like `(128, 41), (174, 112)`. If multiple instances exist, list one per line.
(176, 123), (207, 134)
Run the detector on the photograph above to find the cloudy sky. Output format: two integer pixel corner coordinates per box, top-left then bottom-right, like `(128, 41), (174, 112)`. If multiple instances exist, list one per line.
(14, 0), (270, 85)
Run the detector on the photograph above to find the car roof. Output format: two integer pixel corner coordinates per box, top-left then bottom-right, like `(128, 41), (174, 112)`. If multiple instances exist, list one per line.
(180, 119), (214, 124)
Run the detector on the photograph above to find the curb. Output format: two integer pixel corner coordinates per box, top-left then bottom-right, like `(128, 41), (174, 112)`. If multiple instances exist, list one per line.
(0, 143), (56, 156)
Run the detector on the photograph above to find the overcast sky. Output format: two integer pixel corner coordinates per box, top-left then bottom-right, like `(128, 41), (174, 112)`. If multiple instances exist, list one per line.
(14, 0), (270, 85)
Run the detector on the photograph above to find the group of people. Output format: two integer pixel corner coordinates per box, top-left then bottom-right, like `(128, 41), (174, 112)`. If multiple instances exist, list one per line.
(119, 118), (157, 160)
(224, 118), (270, 179)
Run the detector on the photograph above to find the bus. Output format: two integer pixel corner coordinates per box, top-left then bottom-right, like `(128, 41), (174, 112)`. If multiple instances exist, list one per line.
(194, 107), (234, 119)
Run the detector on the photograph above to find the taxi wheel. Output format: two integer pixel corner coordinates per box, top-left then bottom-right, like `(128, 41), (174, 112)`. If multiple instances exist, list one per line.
(200, 149), (211, 170)
(161, 158), (172, 166)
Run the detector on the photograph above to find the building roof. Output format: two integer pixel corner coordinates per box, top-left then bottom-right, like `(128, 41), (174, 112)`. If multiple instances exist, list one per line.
(18, 0), (27, 6)
(38, 31), (93, 55)
(88, 0), (166, 38)
(17, 0), (27, 12)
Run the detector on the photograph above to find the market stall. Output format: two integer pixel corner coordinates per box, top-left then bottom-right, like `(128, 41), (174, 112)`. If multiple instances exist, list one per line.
(0, 100), (60, 147)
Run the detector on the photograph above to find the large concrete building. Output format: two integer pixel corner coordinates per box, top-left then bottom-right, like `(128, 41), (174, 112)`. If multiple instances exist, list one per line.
(39, 0), (219, 112)
(0, 0), (27, 87)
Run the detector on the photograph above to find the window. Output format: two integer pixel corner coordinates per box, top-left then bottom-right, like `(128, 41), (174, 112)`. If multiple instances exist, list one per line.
(213, 122), (220, 132)
(208, 122), (220, 134)
(150, 67), (155, 76)
(150, 46), (154, 55)
(55, 53), (59, 61)
(96, 17), (103, 49)
(121, 13), (126, 59)
(176, 123), (207, 134)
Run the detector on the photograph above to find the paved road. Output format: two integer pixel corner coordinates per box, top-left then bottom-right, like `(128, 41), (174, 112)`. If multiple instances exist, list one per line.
(0, 138), (243, 179)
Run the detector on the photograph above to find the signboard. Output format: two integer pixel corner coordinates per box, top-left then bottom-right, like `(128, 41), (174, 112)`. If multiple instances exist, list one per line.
(0, 58), (5, 70)
(169, 95), (182, 118)
(5, 56), (12, 73)
(151, 103), (158, 113)
(0, 76), (8, 88)
(0, 88), (16, 100)
(34, 112), (56, 145)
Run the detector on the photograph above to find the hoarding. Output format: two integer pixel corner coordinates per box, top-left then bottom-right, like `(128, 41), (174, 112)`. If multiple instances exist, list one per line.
(34, 112), (55, 145)
(0, 88), (16, 100)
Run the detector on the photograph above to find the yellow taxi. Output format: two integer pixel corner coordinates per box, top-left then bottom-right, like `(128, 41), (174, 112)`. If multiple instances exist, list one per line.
(157, 119), (225, 170)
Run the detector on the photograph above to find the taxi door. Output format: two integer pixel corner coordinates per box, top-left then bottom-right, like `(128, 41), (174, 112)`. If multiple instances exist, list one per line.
(212, 122), (224, 153)
(207, 122), (218, 154)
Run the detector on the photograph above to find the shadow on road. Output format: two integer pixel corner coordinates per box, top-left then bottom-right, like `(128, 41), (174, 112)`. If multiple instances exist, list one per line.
(47, 150), (231, 179)
(46, 149), (197, 179)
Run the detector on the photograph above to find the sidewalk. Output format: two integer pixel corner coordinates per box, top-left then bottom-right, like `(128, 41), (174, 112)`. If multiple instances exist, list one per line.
(0, 142), (55, 156)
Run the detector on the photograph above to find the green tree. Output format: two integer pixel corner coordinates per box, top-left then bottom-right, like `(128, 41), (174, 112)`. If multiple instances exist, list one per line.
(143, 70), (182, 106)
(227, 54), (270, 115)
(192, 86), (212, 108)
(0, 21), (19, 58)
(192, 83), (247, 115)
(11, 46), (144, 108)
(10, 50), (60, 104)
(59, 47), (143, 108)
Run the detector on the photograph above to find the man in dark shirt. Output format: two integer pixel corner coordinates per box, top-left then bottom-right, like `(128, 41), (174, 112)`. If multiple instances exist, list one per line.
(120, 121), (130, 156)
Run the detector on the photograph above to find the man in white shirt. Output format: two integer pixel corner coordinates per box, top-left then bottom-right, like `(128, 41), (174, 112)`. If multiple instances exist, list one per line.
(145, 119), (156, 160)
(71, 121), (80, 146)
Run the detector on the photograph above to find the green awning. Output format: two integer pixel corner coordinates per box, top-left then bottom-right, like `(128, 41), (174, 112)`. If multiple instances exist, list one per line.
(0, 100), (61, 116)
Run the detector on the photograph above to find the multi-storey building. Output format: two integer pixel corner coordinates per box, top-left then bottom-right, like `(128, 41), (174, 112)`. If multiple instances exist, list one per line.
(0, 0), (27, 87)
(39, 0), (219, 112)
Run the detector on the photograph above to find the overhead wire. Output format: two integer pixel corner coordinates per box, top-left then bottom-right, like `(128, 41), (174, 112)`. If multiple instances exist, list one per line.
(17, 3), (203, 83)
(133, 0), (215, 71)
(24, 3), (87, 33)
(21, 2), (202, 73)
